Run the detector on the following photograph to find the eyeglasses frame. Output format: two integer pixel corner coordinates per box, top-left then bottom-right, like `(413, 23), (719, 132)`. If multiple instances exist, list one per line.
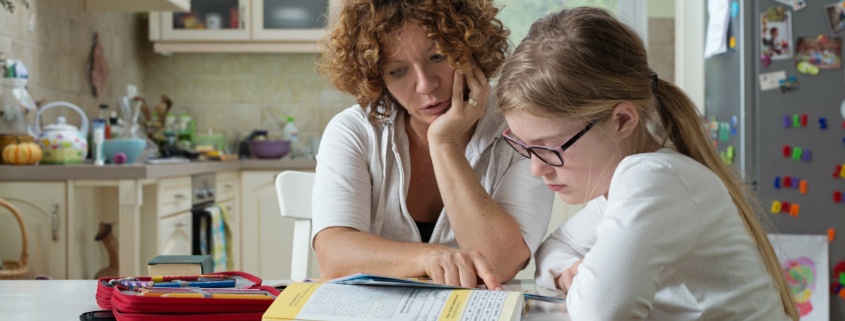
(501, 120), (599, 167)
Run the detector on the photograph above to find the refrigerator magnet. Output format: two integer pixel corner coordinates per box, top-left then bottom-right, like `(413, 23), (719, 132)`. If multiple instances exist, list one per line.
(839, 99), (845, 120)
(759, 70), (787, 91)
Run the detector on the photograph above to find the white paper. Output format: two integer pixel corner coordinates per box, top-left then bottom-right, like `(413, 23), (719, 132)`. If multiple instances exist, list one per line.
(294, 284), (514, 321)
(768, 234), (830, 321)
(759, 70), (787, 91)
(704, 0), (731, 58)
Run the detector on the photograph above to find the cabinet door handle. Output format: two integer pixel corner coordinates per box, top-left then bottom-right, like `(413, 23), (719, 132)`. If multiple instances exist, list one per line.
(174, 193), (186, 199)
(51, 203), (59, 242)
(174, 222), (186, 228)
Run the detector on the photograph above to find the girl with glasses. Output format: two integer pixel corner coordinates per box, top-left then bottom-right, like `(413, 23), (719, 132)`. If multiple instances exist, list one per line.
(496, 7), (797, 321)
(312, 0), (554, 290)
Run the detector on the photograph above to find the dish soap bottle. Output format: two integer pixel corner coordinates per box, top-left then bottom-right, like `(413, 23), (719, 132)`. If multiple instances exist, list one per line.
(283, 116), (299, 158)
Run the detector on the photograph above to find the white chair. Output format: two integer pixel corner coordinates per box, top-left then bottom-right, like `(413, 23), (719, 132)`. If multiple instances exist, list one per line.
(275, 170), (316, 281)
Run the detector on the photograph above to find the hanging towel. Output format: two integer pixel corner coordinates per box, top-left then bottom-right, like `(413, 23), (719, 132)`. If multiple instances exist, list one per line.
(207, 205), (228, 272)
(218, 203), (235, 271)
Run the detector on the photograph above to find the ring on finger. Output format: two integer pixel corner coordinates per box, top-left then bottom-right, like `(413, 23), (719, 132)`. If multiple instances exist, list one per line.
(467, 98), (479, 107)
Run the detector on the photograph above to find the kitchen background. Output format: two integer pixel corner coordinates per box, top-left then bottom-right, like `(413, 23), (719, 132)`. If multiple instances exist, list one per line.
(0, 0), (674, 153)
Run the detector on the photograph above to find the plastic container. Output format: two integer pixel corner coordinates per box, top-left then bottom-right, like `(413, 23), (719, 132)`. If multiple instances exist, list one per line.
(283, 117), (299, 142)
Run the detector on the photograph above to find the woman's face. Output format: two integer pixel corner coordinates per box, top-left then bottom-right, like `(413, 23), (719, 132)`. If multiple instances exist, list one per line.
(504, 112), (624, 205)
(382, 23), (456, 128)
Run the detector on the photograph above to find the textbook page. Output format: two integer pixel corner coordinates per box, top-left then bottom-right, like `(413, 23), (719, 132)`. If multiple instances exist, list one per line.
(262, 282), (523, 321)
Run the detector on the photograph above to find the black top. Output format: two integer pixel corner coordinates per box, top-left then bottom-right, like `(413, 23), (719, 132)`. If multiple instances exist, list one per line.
(415, 220), (437, 243)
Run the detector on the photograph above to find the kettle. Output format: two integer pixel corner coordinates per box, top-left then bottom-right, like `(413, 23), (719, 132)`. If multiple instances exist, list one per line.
(31, 101), (89, 164)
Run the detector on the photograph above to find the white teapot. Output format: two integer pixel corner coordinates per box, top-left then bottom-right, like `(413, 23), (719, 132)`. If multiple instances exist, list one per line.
(31, 101), (89, 164)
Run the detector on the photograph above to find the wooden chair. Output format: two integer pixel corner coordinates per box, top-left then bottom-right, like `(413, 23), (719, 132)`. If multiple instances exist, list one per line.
(274, 170), (315, 281)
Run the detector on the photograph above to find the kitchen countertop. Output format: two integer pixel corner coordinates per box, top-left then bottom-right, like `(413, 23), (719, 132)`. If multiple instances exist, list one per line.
(0, 159), (316, 181)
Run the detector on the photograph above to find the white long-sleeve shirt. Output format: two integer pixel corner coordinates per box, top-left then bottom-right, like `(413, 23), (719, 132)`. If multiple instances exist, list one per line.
(312, 100), (554, 255)
(535, 148), (789, 321)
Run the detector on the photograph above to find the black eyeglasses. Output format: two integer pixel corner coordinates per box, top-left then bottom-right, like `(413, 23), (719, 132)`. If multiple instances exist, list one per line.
(501, 121), (598, 167)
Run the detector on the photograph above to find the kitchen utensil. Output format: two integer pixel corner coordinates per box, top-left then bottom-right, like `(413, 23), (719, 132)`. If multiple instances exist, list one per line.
(31, 101), (89, 164)
(0, 78), (36, 135)
(249, 140), (290, 159)
(102, 138), (146, 164)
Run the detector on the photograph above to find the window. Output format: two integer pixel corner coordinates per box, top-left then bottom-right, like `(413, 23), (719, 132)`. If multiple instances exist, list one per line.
(497, 0), (650, 47)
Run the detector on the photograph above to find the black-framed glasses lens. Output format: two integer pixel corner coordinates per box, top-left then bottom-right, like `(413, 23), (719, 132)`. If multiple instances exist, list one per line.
(504, 137), (531, 158)
(530, 148), (563, 166)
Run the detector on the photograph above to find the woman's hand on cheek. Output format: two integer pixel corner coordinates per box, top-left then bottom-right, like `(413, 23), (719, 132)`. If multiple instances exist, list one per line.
(423, 247), (502, 290)
(427, 64), (489, 146)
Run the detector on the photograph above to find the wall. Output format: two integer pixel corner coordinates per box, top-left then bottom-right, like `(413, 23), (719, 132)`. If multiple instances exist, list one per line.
(142, 53), (355, 152)
(0, 0), (146, 128)
(648, 0), (675, 84)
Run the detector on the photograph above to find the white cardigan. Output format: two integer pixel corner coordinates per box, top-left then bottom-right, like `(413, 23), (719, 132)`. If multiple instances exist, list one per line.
(535, 148), (790, 321)
(312, 101), (553, 255)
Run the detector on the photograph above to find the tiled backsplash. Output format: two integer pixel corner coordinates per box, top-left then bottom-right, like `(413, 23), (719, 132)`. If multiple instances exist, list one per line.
(142, 53), (355, 149)
(0, 0), (145, 129)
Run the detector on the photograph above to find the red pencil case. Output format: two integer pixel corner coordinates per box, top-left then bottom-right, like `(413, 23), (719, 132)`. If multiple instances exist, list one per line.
(96, 271), (280, 321)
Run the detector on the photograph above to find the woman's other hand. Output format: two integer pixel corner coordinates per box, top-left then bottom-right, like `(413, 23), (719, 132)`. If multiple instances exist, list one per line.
(427, 63), (489, 145)
(423, 247), (502, 290)
(556, 259), (582, 294)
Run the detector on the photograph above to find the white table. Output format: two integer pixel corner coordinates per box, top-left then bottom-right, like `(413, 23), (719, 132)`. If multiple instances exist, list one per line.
(0, 279), (569, 320)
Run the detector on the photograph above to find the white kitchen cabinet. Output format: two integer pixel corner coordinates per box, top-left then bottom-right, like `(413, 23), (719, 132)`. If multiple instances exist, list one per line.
(159, 0), (250, 41)
(157, 211), (192, 256)
(149, 0), (339, 53)
(241, 170), (319, 279)
(156, 176), (192, 218)
(85, 0), (190, 12)
(251, 0), (330, 41)
(240, 171), (288, 279)
(0, 182), (67, 279)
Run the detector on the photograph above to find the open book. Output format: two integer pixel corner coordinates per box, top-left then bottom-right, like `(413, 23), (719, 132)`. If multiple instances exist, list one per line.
(326, 273), (563, 303)
(263, 274), (562, 321)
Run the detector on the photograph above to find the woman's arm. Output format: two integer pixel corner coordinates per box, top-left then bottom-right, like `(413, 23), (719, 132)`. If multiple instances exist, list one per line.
(312, 107), (501, 289)
(428, 67), (553, 282)
(314, 227), (499, 288)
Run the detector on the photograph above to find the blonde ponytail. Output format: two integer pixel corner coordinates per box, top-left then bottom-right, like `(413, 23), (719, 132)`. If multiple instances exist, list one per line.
(652, 79), (798, 320)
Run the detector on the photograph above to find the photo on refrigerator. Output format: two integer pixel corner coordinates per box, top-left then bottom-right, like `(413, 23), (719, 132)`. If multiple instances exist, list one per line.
(761, 8), (793, 59)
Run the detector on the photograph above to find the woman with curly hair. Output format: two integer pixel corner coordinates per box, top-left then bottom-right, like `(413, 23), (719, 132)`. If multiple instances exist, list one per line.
(312, 0), (553, 289)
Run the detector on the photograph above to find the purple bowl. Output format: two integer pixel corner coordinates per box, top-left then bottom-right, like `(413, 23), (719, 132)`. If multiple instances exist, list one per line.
(249, 140), (291, 159)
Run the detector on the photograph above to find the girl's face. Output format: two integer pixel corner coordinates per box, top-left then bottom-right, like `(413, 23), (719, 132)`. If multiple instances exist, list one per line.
(382, 22), (456, 129)
(504, 112), (628, 204)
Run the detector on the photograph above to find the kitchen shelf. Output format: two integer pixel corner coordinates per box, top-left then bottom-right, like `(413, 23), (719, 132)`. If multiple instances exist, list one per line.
(153, 41), (320, 54)
(86, 0), (190, 12)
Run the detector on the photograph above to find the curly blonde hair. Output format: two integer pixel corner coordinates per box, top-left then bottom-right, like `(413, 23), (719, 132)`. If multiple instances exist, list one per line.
(319, 0), (509, 122)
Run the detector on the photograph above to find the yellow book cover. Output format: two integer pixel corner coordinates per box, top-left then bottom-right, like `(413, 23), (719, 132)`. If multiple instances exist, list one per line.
(262, 281), (523, 321)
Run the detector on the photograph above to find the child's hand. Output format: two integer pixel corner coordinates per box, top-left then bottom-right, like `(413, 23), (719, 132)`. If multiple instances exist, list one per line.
(555, 259), (582, 294)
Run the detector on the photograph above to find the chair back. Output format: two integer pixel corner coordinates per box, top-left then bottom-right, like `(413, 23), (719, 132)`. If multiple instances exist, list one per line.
(275, 170), (316, 281)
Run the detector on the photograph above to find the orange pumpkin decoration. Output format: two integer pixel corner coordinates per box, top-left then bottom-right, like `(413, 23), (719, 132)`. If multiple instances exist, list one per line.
(2, 141), (42, 165)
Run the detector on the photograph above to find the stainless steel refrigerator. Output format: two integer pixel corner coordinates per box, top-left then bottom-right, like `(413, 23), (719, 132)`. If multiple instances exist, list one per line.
(706, 0), (845, 319)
